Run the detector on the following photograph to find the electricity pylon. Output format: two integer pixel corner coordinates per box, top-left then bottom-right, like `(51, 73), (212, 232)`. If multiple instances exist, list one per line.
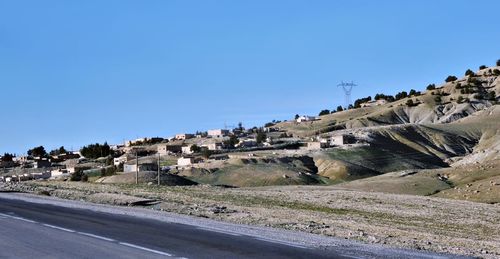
(337, 81), (357, 108)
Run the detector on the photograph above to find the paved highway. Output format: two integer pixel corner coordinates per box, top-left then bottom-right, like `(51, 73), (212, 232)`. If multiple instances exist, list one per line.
(0, 194), (461, 258)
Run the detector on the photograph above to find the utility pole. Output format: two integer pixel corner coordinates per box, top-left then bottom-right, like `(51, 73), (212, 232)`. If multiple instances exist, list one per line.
(135, 152), (139, 185)
(157, 153), (161, 186)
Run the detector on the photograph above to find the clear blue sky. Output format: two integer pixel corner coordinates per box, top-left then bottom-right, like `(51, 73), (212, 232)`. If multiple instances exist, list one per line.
(1, 0), (499, 154)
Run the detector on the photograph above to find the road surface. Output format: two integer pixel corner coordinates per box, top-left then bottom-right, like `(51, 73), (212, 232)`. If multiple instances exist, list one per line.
(0, 193), (462, 258)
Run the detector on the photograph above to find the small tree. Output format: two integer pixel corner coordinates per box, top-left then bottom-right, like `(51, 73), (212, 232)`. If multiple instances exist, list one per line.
(190, 144), (201, 153)
(496, 59), (500, 66)
(457, 96), (464, 103)
(28, 146), (47, 158)
(1, 153), (14, 162)
(395, 91), (408, 100)
(318, 109), (330, 116)
(223, 135), (239, 149)
(487, 91), (496, 101)
(493, 69), (500, 76)
(465, 69), (475, 77)
(294, 114), (300, 120)
(201, 148), (212, 159)
(50, 146), (68, 156)
(479, 65), (487, 70)
(445, 76), (458, 82)
(336, 105), (343, 112)
(256, 131), (267, 144)
(409, 89), (420, 96)
(434, 96), (442, 103)
(80, 142), (112, 159)
(426, 84), (436, 90)
(406, 99), (415, 106)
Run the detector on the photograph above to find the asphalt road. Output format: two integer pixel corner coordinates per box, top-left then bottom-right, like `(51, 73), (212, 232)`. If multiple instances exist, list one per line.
(0, 195), (460, 259)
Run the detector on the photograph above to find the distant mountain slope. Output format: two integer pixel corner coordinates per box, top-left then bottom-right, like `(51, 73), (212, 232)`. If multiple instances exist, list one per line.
(276, 66), (499, 137)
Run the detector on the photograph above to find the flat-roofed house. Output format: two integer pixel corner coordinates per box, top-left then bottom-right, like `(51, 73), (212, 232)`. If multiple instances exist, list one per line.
(208, 129), (229, 138)
(158, 144), (182, 155)
(177, 157), (194, 167)
(330, 135), (348, 146)
(175, 133), (194, 140)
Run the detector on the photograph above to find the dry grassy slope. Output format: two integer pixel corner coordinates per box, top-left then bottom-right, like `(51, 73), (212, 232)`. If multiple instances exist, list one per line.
(176, 156), (330, 187)
(97, 171), (197, 186)
(270, 67), (499, 198)
(335, 106), (500, 202)
(276, 66), (499, 137)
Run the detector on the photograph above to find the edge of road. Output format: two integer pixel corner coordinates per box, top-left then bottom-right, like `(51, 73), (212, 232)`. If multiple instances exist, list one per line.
(0, 192), (466, 259)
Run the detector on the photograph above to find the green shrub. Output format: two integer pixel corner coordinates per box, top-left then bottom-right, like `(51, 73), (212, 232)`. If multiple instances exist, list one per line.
(434, 96), (442, 103)
(465, 69), (475, 77)
(487, 91), (496, 101)
(318, 109), (330, 116)
(445, 75), (458, 82)
(406, 99), (416, 106)
(479, 65), (487, 70)
(426, 84), (436, 90)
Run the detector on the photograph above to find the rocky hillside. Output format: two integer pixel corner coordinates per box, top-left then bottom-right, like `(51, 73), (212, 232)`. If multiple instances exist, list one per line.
(277, 65), (499, 136)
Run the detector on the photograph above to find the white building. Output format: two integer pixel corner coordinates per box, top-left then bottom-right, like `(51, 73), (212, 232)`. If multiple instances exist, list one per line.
(158, 144), (182, 155)
(202, 143), (223, 151)
(114, 155), (128, 166)
(296, 116), (317, 123)
(208, 129), (230, 138)
(330, 135), (348, 146)
(182, 145), (194, 154)
(306, 142), (329, 150)
(50, 169), (69, 178)
(175, 133), (194, 140)
(177, 157), (194, 167)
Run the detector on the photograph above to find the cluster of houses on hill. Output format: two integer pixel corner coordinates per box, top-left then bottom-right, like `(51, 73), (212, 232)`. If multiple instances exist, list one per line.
(0, 152), (84, 182)
(1, 118), (360, 182)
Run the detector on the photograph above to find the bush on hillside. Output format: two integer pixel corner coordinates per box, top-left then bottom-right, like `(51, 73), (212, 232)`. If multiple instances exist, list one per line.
(353, 96), (372, 108)
(395, 91), (408, 100)
(1, 153), (14, 162)
(426, 84), (436, 90)
(479, 65), (487, 70)
(496, 59), (500, 66)
(465, 69), (475, 77)
(318, 109), (330, 116)
(493, 69), (500, 76)
(374, 93), (395, 102)
(409, 89), (421, 96)
(487, 91), (496, 100)
(27, 146), (47, 158)
(405, 99), (418, 107)
(445, 76), (458, 82)
(336, 105), (343, 112)
(434, 96), (442, 103)
(80, 143), (113, 159)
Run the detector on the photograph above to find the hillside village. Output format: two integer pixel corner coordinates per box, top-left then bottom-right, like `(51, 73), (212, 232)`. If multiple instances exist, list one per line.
(1, 61), (499, 191)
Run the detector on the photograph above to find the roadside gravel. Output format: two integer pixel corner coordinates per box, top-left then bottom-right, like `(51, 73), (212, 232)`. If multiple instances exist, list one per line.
(2, 181), (499, 258)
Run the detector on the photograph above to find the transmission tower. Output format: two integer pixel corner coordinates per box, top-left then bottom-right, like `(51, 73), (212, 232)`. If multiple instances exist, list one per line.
(337, 81), (357, 108)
